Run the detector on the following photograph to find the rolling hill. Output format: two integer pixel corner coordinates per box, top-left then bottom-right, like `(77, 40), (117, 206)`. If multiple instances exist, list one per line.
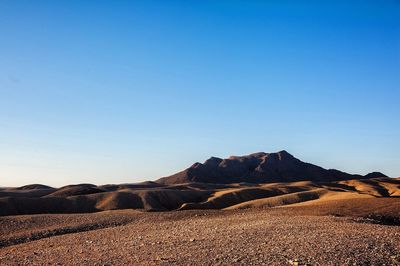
(0, 151), (397, 216)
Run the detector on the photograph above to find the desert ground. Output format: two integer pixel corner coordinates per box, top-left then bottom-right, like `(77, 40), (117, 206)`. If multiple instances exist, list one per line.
(1, 177), (400, 265)
(0, 203), (400, 265)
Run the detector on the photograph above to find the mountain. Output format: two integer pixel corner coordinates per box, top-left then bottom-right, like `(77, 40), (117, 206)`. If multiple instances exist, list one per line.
(157, 150), (386, 184)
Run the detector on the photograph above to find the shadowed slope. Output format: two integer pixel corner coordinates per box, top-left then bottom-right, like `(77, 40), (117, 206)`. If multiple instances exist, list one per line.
(157, 151), (386, 184)
(16, 184), (54, 190)
(3, 178), (399, 216)
(45, 184), (105, 197)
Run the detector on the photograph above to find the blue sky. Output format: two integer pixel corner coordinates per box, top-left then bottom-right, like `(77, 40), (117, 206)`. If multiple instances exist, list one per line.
(1, 1), (399, 186)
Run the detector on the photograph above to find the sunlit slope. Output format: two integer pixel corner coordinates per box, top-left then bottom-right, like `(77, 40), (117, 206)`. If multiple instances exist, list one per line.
(0, 178), (399, 216)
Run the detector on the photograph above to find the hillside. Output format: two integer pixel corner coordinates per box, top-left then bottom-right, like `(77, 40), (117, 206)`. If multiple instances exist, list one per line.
(157, 151), (386, 184)
(0, 151), (396, 216)
(1, 177), (399, 216)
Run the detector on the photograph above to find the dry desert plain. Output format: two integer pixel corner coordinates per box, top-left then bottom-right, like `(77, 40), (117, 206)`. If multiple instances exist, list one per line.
(1, 178), (400, 265)
(1, 152), (400, 265)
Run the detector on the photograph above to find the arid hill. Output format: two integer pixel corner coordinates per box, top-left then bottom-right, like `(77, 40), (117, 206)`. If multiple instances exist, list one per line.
(1, 177), (399, 216)
(157, 150), (386, 184)
(0, 151), (397, 217)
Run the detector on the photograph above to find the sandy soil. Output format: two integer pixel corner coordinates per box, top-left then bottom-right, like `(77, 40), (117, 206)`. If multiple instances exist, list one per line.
(1, 206), (399, 266)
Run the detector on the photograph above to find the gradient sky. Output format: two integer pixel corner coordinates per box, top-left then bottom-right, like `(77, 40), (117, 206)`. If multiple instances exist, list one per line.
(1, 1), (399, 187)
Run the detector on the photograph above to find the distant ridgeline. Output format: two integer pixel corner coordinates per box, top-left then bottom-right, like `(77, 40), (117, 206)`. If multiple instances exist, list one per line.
(157, 151), (386, 184)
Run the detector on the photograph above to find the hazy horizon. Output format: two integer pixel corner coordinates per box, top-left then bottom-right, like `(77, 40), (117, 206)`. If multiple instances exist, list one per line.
(1, 1), (399, 187)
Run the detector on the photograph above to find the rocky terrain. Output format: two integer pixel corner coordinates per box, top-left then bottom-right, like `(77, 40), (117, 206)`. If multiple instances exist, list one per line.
(1, 151), (399, 265)
(157, 151), (386, 184)
(1, 206), (400, 265)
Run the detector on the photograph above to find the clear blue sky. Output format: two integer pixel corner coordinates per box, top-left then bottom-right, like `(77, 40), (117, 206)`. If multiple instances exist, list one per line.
(1, 1), (399, 187)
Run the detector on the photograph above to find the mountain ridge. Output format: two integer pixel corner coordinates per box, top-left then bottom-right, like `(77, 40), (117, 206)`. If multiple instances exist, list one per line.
(157, 150), (386, 185)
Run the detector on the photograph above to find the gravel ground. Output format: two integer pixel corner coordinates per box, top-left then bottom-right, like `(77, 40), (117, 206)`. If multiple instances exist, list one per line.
(0, 208), (399, 265)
